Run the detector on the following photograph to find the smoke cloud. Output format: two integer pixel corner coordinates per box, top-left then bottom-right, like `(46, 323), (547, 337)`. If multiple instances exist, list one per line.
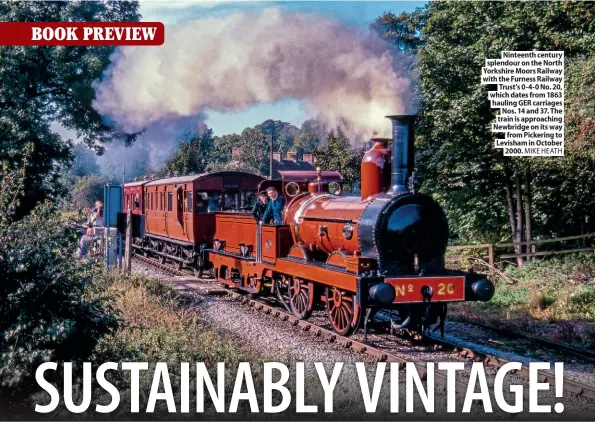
(93, 8), (412, 140)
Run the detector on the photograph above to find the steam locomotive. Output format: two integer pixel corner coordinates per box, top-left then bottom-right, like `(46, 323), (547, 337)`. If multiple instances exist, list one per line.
(125, 115), (495, 337)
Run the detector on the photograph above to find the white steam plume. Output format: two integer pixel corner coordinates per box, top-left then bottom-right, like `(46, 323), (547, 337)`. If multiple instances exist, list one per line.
(93, 8), (412, 140)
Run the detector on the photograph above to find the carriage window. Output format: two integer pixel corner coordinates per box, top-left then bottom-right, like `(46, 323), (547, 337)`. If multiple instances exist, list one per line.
(187, 191), (193, 212)
(167, 192), (173, 212)
(195, 191), (208, 213)
(177, 191), (183, 212)
(195, 191), (222, 212)
(242, 191), (257, 209)
(134, 194), (140, 210)
(222, 191), (239, 211)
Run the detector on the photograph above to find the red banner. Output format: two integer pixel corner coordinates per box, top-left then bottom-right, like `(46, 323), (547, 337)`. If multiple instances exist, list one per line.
(0, 22), (164, 46)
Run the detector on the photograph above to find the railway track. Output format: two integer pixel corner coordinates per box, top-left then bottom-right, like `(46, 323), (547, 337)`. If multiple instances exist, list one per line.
(131, 254), (595, 401)
(456, 319), (595, 364)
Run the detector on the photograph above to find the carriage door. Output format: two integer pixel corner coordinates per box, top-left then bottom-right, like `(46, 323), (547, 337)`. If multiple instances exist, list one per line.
(184, 188), (193, 242)
(175, 185), (185, 236)
(161, 185), (171, 236)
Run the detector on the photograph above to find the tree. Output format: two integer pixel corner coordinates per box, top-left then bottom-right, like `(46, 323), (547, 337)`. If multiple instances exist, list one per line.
(99, 143), (151, 184)
(69, 174), (108, 210)
(210, 133), (241, 171)
(162, 129), (214, 176)
(255, 119), (300, 153)
(371, 7), (429, 54)
(375, 2), (595, 265)
(69, 144), (101, 179)
(233, 128), (270, 175)
(0, 1), (140, 217)
(0, 159), (117, 395)
(313, 130), (361, 193)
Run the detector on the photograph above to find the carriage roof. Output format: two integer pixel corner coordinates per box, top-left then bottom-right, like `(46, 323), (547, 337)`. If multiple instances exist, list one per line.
(144, 171), (264, 188)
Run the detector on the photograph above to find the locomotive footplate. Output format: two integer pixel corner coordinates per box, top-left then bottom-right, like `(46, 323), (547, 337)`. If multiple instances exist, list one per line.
(385, 276), (465, 303)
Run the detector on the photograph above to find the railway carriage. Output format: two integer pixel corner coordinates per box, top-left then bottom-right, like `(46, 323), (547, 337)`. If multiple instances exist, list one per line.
(123, 180), (146, 215)
(131, 171), (264, 275)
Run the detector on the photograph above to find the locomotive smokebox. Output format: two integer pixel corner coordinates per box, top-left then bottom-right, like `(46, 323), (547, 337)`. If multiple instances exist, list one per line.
(387, 115), (415, 195)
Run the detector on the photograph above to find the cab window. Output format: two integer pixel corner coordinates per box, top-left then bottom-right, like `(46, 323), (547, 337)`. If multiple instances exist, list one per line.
(222, 191), (239, 211)
(195, 191), (222, 213)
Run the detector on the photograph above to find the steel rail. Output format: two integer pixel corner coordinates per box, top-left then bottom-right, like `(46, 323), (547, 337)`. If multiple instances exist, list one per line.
(458, 319), (595, 363)
(131, 254), (595, 401)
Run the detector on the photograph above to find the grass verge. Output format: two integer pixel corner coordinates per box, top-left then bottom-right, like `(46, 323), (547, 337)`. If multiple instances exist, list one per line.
(450, 253), (595, 350)
(41, 269), (263, 419)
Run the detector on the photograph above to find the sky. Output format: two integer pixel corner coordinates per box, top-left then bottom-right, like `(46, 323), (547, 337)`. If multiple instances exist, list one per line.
(55, 1), (426, 150)
(136, 0), (427, 135)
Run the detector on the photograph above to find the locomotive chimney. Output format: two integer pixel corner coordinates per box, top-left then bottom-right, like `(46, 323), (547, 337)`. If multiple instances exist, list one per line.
(387, 115), (415, 195)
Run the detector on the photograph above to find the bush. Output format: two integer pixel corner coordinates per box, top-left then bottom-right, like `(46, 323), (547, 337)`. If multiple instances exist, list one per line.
(0, 165), (118, 393)
(68, 174), (108, 210)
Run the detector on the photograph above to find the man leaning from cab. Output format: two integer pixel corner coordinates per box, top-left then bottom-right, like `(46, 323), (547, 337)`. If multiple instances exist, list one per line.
(260, 187), (285, 225)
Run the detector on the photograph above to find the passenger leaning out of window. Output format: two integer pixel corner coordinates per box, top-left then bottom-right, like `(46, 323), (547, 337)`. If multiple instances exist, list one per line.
(261, 187), (285, 225)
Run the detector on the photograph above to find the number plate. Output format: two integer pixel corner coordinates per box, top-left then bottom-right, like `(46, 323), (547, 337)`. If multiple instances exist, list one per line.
(384, 276), (466, 303)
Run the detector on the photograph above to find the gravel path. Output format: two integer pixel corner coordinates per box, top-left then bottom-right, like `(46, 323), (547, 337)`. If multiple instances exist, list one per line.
(131, 259), (595, 420)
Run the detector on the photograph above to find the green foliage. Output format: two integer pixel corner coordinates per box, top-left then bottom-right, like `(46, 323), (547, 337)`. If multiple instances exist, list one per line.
(164, 118), (328, 177)
(0, 166), (117, 391)
(68, 174), (108, 210)
(375, 1), (595, 243)
(371, 7), (429, 54)
(210, 133), (241, 171)
(233, 127), (270, 175)
(455, 253), (595, 348)
(70, 144), (100, 178)
(85, 270), (259, 415)
(99, 143), (151, 183)
(313, 130), (361, 193)
(255, 119), (300, 153)
(566, 55), (595, 152)
(162, 129), (214, 176)
(0, 1), (140, 217)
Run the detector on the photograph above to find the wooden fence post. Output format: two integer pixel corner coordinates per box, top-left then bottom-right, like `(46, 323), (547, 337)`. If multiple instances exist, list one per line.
(487, 244), (494, 276)
(125, 208), (132, 272)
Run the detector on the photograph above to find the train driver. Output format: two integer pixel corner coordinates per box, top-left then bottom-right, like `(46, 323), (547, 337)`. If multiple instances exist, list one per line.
(261, 187), (285, 225)
(251, 191), (268, 222)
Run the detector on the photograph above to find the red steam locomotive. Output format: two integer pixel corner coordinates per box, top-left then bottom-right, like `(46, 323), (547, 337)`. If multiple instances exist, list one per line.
(126, 115), (495, 336)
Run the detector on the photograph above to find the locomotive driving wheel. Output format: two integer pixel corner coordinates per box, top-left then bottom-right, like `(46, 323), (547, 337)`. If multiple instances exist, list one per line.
(288, 277), (314, 320)
(325, 287), (362, 336)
